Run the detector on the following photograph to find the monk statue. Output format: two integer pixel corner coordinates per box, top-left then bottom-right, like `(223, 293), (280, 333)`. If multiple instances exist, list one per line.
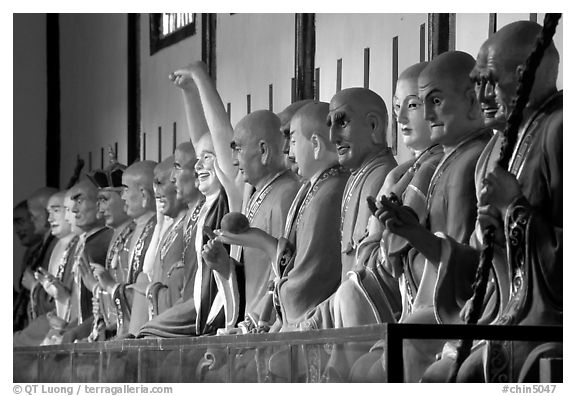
(365, 51), (492, 381)
(136, 138), (232, 339)
(13, 191), (75, 347)
(84, 162), (134, 341)
(423, 20), (562, 383)
(14, 187), (58, 332)
(90, 160), (157, 338)
(170, 63), (300, 332)
(341, 62), (444, 381)
(58, 179), (115, 343)
(277, 99), (314, 175)
(127, 156), (189, 334)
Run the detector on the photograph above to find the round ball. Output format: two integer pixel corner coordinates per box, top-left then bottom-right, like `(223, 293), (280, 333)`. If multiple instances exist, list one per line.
(221, 212), (250, 234)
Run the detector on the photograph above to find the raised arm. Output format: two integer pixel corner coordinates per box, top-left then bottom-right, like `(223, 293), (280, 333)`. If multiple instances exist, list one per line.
(172, 62), (237, 180)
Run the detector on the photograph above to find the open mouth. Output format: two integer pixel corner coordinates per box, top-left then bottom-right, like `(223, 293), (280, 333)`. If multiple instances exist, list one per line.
(197, 172), (211, 182)
(482, 107), (498, 118)
(337, 146), (350, 155)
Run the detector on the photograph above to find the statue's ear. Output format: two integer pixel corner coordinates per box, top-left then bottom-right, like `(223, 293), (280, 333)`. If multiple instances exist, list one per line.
(311, 134), (321, 160)
(367, 112), (386, 145)
(139, 187), (149, 208)
(259, 140), (269, 165)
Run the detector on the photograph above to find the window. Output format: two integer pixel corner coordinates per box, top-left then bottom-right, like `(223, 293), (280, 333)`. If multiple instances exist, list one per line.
(149, 13), (196, 55)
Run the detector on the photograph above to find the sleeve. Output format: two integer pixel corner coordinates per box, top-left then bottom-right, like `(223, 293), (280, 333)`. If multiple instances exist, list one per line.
(276, 182), (343, 325)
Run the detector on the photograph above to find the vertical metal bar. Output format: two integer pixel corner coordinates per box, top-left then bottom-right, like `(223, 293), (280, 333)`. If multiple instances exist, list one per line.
(269, 84), (274, 111)
(363, 47), (370, 89)
(489, 13), (498, 36)
(115, 142), (118, 161)
(100, 147), (104, 169)
(127, 14), (141, 165)
(158, 126), (162, 162)
(428, 13), (455, 59)
(420, 23), (426, 62)
(295, 13), (316, 100)
(314, 67), (320, 101)
(227, 102), (232, 121)
(246, 94), (251, 115)
(46, 13), (60, 188)
(88, 152), (92, 172)
(291, 77), (296, 103)
(173, 122), (177, 153)
(336, 58), (342, 92)
(392, 36), (399, 155)
(143, 133), (147, 160)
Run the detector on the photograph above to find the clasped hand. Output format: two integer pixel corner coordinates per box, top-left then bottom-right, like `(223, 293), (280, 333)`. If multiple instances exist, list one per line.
(367, 194), (421, 241)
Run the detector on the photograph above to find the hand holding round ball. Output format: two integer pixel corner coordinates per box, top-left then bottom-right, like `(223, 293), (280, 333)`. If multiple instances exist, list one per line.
(220, 212), (250, 234)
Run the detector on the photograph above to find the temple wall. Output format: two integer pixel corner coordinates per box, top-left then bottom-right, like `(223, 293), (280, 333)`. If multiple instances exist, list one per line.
(59, 14), (128, 181)
(13, 13), (47, 288)
(139, 14), (203, 162)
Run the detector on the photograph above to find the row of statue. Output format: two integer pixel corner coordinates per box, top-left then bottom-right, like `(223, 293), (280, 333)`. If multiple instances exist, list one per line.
(13, 20), (562, 382)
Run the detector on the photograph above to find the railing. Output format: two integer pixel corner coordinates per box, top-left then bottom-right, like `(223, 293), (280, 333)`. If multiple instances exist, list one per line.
(13, 323), (562, 383)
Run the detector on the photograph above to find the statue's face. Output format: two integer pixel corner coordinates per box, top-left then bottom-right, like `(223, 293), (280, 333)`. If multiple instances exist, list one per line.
(470, 49), (507, 130)
(13, 206), (37, 247)
(288, 116), (315, 181)
(419, 74), (473, 147)
(70, 182), (100, 231)
(231, 127), (266, 187)
(485, 48), (519, 127)
(154, 171), (181, 218)
(281, 121), (299, 174)
(327, 95), (374, 172)
(172, 148), (199, 203)
(47, 195), (71, 239)
(393, 78), (431, 152)
(28, 199), (50, 237)
(97, 190), (129, 228)
(63, 195), (77, 228)
(194, 137), (220, 196)
(121, 173), (147, 219)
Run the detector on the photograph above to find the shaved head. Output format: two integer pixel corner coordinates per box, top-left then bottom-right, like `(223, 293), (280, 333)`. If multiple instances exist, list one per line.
(234, 110), (284, 150)
(124, 160), (157, 190)
(232, 110), (287, 188)
(278, 99), (315, 131)
(419, 51), (476, 96)
(399, 62), (429, 83)
(292, 101), (331, 141)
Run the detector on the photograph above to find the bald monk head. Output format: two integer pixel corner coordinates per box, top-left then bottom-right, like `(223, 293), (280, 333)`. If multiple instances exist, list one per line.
(393, 62), (432, 153)
(46, 191), (72, 239)
(289, 101), (339, 181)
(278, 99), (315, 153)
(27, 186), (58, 237)
(69, 179), (104, 232)
(232, 109), (286, 189)
(172, 141), (202, 206)
(327, 88), (389, 172)
(121, 160), (157, 220)
(419, 51), (484, 149)
(194, 133), (222, 197)
(154, 155), (185, 218)
(473, 20), (559, 128)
